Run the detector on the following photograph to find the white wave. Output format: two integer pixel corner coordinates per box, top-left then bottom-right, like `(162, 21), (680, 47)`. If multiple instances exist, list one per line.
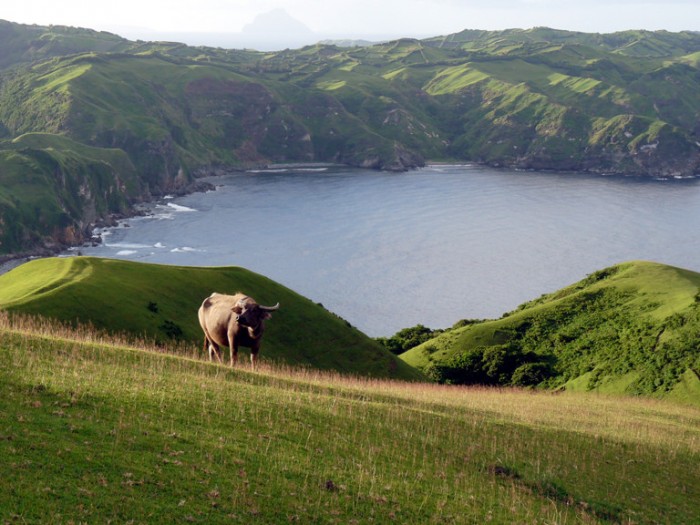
(426, 163), (475, 169)
(117, 250), (138, 256)
(167, 202), (197, 212)
(106, 242), (152, 249)
(296, 167), (329, 172)
(248, 168), (289, 173)
(146, 209), (175, 220)
(170, 246), (202, 253)
(154, 242), (166, 248)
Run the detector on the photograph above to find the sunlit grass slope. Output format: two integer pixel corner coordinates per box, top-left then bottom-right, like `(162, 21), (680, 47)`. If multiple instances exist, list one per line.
(0, 257), (420, 379)
(401, 261), (700, 403)
(0, 319), (698, 523)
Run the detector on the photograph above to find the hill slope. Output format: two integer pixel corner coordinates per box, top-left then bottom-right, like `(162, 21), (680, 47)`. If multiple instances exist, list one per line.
(0, 257), (421, 380)
(1, 320), (698, 523)
(0, 133), (142, 254)
(401, 261), (700, 403)
(1, 21), (700, 254)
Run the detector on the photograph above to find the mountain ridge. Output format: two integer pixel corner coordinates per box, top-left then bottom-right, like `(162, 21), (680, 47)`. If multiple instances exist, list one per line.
(1, 20), (699, 254)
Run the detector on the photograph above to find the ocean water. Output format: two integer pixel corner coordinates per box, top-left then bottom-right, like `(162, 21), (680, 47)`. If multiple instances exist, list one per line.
(72, 165), (700, 336)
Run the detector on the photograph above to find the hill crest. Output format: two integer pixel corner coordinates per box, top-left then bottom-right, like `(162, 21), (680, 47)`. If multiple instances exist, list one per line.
(400, 260), (700, 404)
(0, 257), (422, 380)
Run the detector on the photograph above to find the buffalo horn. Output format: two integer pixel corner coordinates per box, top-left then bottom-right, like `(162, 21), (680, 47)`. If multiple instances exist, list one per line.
(260, 303), (280, 311)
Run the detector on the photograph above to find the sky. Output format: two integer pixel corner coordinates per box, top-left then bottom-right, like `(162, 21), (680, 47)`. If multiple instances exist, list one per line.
(2, 0), (699, 49)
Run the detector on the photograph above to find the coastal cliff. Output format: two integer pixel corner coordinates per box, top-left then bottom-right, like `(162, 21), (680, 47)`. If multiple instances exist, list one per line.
(1, 22), (699, 253)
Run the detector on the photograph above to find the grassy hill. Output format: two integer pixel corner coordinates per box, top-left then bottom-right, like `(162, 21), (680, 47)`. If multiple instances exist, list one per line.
(0, 133), (141, 253)
(1, 21), (700, 254)
(401, 261), (700, 404)
(0, 316), (698, 523)
(0, 19), (132, 69)
(0, 257), (421, 380)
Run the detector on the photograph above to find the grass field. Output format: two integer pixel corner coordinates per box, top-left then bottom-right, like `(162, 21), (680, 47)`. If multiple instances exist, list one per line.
(1, 313), (698, 523)
(0, 257), (420, 380)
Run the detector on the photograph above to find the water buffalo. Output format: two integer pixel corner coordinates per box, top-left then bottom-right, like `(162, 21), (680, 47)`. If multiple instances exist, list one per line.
(198, 292), (279, 369)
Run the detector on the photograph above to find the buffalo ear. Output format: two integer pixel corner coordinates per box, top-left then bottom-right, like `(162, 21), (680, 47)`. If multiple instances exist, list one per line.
(232, 305), (243, 314)
(263, 312), (272, 320)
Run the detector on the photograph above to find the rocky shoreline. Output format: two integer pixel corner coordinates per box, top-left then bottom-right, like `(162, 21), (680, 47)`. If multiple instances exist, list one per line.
(2, 159), (698, 276)
(0, 177), (218, 275)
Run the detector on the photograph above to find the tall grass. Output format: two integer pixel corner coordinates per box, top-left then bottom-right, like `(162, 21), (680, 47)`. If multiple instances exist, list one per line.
(0, 257), (420, 380)
(0, 310), (198, 358)
(1, 312), (699, 523)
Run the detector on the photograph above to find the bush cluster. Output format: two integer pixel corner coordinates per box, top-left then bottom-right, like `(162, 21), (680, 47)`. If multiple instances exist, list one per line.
(426, 343), (553, 387)
(375, 324), (442, 355)
(424, 285), (700, 394)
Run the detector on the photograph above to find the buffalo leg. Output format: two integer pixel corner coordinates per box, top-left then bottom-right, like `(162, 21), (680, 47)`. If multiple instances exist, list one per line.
(207, 339), (222, 363)
(230, 342), (238, 367)
(203, 336), (221, 362)
(210, 345), (222, 363)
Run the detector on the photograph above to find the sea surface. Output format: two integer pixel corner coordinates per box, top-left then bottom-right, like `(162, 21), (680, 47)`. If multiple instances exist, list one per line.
(70, 165), (700, 336)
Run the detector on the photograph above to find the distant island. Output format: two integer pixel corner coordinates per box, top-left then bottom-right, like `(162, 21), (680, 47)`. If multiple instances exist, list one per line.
(1, 20), (699, 255)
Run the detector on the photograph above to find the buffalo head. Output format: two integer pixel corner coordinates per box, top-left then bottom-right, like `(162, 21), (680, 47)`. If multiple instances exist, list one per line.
(233, 298), (280, 330)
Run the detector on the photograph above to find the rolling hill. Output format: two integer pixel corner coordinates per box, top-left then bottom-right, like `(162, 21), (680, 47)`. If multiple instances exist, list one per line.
(1, 21), (700, 254)
(400, 261), (700, 404)
(1, 309), (698, 522)
(0, 256), (421, 380)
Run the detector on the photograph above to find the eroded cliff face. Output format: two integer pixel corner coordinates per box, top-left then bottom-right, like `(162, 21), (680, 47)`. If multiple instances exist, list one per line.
(353, 144), (425, 172)
(183, 78), (426, 171)
(0, 141), (136, 255)
(506, 137), (700, 178)
(450, 106), (700, 178)
(184, 78), (314, 164)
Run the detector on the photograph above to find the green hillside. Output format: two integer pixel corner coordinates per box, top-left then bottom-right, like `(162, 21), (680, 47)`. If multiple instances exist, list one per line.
(0, 257), (421, 380)
(1, 21), (700, 254)
(0, 19), (131, 69)
(0, 133), (141, 253)
(1, 318), (698, 523)
(401, 261), (700, 404)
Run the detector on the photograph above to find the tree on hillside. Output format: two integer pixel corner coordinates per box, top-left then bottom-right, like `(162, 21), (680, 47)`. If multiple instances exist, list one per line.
(375, 324), (440, 355)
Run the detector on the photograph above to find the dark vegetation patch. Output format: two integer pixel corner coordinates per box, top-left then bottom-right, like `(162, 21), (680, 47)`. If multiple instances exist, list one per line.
(159, 320), (184, 341)
(375, 324), (444, 355)
(486, 463), (626, 524)
(376, 319), (488, 355)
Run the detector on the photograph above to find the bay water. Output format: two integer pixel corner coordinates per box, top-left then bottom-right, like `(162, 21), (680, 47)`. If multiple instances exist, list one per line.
(72, 165), (700, 336)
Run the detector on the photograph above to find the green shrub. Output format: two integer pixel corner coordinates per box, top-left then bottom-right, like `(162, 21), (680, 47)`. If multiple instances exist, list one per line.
(511, 362), (552, 387)
(375, 324), (442, 355)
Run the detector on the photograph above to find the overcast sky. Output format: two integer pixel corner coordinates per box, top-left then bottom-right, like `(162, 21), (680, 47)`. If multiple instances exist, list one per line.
(2, 0), (698, 49)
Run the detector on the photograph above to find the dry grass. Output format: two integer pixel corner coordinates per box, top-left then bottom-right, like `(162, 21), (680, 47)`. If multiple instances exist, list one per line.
(3, 310), (697, 454)
(2, 310), (699, 523)
(259, 363), (700, 453)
